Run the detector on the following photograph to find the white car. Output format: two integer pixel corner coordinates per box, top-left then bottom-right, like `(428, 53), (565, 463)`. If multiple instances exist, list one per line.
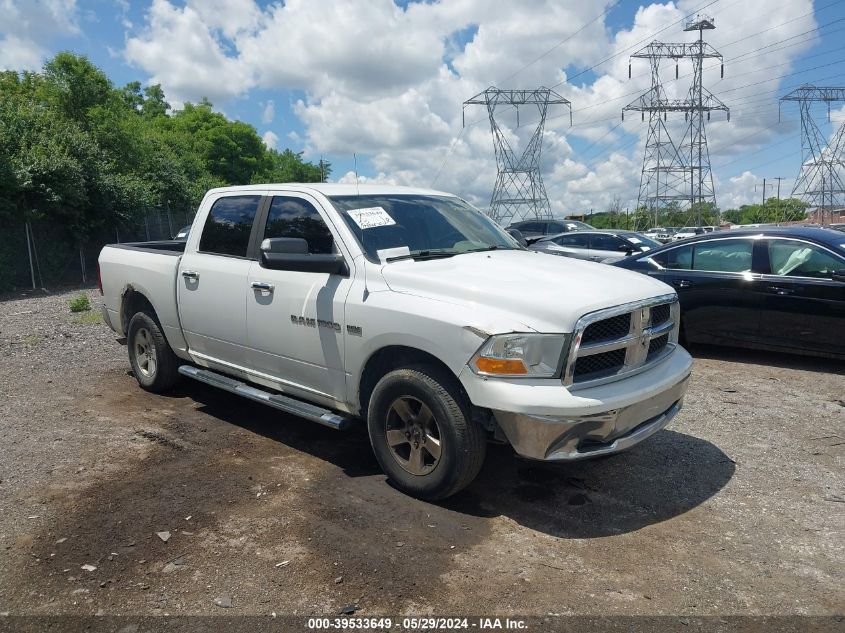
(98, 184), (692, 500)
(672, 227), (707, 241)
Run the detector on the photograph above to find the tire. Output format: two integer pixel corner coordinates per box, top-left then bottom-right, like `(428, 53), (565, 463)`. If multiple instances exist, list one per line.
(127, 311), (180, 393)
(367, 365), (486, 500)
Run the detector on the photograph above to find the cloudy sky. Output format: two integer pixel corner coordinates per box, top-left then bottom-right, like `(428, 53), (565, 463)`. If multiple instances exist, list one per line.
(2, 0), (844, 216)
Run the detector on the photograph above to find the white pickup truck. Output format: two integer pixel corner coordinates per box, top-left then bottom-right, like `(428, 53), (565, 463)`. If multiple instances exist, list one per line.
(98, 184), (693, 499)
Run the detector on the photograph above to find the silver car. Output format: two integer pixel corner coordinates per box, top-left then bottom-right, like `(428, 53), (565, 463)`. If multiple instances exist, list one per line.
(530, 230), (662, 262)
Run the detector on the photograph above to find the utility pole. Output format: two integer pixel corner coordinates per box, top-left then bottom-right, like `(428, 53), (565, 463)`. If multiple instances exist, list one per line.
(773, 176), (784, 200)
(755, 179), (773, 205)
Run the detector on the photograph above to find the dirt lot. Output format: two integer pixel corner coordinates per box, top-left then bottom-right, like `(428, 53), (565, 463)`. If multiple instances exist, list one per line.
(0, 288), (843, 623)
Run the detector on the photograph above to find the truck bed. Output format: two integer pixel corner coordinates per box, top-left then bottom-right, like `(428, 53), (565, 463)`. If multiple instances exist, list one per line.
(98, 241), (188, 356)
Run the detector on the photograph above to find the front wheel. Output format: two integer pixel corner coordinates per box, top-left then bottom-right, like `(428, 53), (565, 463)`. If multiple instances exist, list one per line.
(367, 366), (486, 500)
(127, 312), (180, 392)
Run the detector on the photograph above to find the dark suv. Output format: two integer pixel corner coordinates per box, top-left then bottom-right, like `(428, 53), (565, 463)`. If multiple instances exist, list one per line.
(507, 219), (594, 240)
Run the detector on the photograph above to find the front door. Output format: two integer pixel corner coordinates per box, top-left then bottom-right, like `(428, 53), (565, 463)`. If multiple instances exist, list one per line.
(245, 193), (354, 405)
(756, 238), (845, 356)
(178, 193), (264, 366)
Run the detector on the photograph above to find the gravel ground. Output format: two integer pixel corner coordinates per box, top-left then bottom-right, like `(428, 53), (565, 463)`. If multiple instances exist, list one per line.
(0, 288), (843, 624)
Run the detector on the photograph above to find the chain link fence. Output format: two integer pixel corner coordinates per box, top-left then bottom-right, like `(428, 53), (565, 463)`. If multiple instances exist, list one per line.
(1, 208), (196, 292)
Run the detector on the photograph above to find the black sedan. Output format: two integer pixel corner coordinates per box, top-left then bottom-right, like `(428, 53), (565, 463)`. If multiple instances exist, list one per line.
(612, 227), (845, 359)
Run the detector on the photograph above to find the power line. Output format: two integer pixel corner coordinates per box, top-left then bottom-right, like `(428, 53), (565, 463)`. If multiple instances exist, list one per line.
(497, 0), (624, 85)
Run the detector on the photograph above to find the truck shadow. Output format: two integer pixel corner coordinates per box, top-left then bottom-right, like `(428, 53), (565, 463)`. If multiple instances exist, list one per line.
(180, 381), (734, 540)
(445, 431), (735, 538)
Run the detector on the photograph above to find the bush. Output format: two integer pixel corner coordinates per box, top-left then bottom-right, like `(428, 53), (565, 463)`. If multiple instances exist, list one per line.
(69, 294), (91, 312)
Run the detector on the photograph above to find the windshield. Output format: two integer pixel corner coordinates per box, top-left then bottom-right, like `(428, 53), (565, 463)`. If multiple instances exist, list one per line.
(329, 194), (520, 261)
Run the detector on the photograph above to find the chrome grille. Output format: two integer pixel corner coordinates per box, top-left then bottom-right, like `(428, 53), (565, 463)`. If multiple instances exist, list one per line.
(581, 313), (631, 344)
(572, 348), (627, 380)
(650, 303), (671, 326)
(564, 294), (680, 388)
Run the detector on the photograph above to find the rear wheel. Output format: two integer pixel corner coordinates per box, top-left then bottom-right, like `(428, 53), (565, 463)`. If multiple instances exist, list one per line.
(367, 366), (486, 500)
(127, 312), (180, 392)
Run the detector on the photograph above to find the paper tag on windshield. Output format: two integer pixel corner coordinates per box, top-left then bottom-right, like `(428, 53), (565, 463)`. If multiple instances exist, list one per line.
(376, 246), (410, 264)
(347, 206), (396, 229)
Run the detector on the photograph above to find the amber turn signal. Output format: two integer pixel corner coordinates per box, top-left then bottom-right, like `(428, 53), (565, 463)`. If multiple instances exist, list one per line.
(474, 357), (528, 375)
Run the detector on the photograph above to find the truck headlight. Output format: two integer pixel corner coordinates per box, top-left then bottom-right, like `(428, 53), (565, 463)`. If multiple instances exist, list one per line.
(470, 333), (567, 378)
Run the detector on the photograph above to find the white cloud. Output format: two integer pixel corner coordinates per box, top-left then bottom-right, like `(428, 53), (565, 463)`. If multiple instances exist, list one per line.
(262, 130), (278, 149)
(121, 0), (819, 216)
(261, 99), (275, 124)
(0, 0), (79, 71)
(124, 0), (254, 106)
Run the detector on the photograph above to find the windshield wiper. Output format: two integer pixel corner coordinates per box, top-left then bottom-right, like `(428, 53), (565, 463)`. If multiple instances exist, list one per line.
(460, 245), (514, 254)
(385, 250), (457, 263)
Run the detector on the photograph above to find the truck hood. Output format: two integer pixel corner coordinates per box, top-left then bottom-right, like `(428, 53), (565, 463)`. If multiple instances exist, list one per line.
(379, 250), (674, 333)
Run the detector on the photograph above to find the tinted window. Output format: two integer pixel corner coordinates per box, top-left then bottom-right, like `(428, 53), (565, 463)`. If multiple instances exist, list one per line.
(590, 234), (624, 251)
(199, 195), (261, 257)
(768, 239), (844, 278)
(547, 222), (566, 233)
(553, 233), (589, 247)
(692, 240), (753, 273)
(652, 245), (693, 270)
(517, 222), (544, 232)
(264, 197), (334, 254)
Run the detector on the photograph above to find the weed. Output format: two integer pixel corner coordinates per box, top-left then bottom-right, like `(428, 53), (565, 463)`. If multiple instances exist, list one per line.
(69, 294), (91, 313)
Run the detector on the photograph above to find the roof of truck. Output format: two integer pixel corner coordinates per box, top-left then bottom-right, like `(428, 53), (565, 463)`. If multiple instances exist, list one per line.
(206, 183), (457, 198)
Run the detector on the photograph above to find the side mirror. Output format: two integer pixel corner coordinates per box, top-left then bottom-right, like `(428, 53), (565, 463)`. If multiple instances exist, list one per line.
(617, 244), (635, 254)
(506, 228), (529, 247)
(260, 238), (348, 275)
(832, 269), (845, 282)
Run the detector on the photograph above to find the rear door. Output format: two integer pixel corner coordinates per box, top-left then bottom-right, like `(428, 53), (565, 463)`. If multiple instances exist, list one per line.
(649, 237), (762, 344)
(757, 238), (845, 356)
(588, 233), (629, 261)
(544, 232), (591, 259)
(178, 193), (265, 366)
(245, 193), (354, 405)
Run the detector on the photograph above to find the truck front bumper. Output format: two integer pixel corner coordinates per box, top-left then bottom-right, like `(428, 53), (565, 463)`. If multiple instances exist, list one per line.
(458, 346), (693, 461)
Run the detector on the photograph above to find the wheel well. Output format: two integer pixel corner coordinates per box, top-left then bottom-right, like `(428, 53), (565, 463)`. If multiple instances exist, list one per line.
(120, 288), (158, 335)
(358, 346), (468, 417)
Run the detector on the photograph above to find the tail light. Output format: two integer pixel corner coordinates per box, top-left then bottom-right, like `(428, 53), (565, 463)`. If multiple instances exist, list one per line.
(97, 264), (103, 295)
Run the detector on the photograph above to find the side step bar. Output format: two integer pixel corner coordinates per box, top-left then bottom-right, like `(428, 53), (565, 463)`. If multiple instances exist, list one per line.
(178, 365), (355, 431)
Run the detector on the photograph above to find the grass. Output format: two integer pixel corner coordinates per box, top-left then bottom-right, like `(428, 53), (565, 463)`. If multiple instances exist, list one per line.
(72, 311), (102, 325)
(68, 294), (91, 313)
(20, 334), (44, 346)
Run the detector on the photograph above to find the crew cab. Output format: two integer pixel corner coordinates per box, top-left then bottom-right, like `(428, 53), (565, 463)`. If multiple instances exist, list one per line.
(98, 184), (693, 500)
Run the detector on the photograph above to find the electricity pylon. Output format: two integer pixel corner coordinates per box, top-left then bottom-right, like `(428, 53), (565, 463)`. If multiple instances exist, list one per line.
(464, 87), (571, 226)
(780, 85), (845, 225)
(623, 15), (729, 228)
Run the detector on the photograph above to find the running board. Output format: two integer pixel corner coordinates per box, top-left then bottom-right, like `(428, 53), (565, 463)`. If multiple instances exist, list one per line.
(178, 365), (355, 431)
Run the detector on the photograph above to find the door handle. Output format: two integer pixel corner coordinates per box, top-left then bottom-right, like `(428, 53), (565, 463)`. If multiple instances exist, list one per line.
(251, 281), (274, 292)
(673, 279), (692, 289)
(181, 270), (199, 280)
(767, 285), (793, 296)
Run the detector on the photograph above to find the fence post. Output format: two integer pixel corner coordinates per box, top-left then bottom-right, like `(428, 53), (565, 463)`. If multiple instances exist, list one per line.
(25, 222), (36, 290)
(166, 200), (173, 239)
(144, 215), (150, 241)
(79, 245), (87, 285)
